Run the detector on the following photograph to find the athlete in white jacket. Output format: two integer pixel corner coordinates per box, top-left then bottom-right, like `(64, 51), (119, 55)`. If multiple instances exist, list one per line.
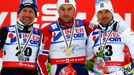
(87, 0), (134, 75)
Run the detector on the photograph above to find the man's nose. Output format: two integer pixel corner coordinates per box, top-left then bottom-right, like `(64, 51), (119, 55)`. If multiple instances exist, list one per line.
(102, 13), (107, 18)
(64, 10), (68, 15)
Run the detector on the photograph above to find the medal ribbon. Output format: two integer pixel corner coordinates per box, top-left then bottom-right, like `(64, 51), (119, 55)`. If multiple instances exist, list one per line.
(57, 20), (75, 50)
(15, 26), (32, 54)
(99, 21), (116, 50)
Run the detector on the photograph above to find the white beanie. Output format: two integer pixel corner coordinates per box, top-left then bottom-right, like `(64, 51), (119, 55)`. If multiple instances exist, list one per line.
(57, 0), (76, 10)
(96, 0), (114, 14)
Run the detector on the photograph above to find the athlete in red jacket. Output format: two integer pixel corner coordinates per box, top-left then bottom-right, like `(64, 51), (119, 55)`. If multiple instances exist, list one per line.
(36, 0), (95, 75)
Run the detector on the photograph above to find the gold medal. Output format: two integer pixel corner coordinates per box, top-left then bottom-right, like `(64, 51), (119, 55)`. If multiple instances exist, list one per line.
(18, 53), (25, 61)
(57, 20), (75, 56)
(64, 48), (72, 55)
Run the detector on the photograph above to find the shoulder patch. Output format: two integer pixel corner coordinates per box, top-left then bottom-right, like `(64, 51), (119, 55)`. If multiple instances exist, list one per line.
(51, 23), (58, 30)
(8, 26), (15, 32)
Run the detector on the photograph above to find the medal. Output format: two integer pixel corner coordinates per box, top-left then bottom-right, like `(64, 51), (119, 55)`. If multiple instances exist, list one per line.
(18, 52), (25, 61)
(64, 48), (72, 55)
(57, 20), (75, 56)
(15, 26), (32, 61)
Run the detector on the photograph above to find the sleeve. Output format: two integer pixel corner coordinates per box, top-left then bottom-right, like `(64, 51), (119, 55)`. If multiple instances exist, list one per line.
(123, 31), (134, 59)
(82, 20), (92, 36)
(119, 21), (134, 60)
(86, 32), (94, 60)
(82, 20), (98, 59)
(0, 27), (8, 57)
(37, 26), (52, 75)
(0, 27), (8, 51)
(0, 27), (8, 71)
(82, 20), (94, 59)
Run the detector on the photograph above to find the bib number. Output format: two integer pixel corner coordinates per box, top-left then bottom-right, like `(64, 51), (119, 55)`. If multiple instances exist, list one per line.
(16, 46), (32, 61)
(98, 45), (113, 61)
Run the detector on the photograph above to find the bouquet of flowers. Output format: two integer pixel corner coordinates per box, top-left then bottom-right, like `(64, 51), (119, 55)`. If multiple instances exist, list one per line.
(85, 50), (108, 74)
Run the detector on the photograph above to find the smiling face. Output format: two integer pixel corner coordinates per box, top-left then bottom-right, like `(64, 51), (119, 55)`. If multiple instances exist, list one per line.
(18, 7), (36, 25)
(58, 4), (75, 23)
(97, 9), (113, 27)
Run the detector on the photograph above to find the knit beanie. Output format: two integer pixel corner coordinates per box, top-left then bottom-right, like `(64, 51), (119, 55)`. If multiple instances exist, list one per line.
(95, 0), (114, 14)
(18, 0), (38, 16)
(57, 0), (76, 10)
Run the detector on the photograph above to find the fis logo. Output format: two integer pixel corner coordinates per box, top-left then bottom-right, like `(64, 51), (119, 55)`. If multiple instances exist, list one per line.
(6, 32), (17, 44)
(52, 31), (62, 42)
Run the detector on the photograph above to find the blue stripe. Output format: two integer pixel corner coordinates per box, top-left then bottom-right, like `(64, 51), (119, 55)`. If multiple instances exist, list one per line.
(42, 51), (49, 54)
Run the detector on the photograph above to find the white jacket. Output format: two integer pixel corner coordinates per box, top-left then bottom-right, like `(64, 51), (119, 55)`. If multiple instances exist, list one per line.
(87, 19), (134, 73)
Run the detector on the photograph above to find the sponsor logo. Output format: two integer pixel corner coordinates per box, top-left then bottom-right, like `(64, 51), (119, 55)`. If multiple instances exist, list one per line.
(93, 31), (121, 46)
(7, 32), (40, 45)
(52, 27), (85, 42)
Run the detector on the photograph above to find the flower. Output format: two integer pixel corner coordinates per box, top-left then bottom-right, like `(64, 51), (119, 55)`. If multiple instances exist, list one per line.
(85, 50), (104, 71)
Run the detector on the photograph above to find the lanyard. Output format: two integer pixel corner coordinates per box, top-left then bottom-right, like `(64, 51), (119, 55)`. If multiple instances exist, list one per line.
(15, 26), (32, 54)
(99, 22), (116, 50)
(57, 20), (75, 50)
